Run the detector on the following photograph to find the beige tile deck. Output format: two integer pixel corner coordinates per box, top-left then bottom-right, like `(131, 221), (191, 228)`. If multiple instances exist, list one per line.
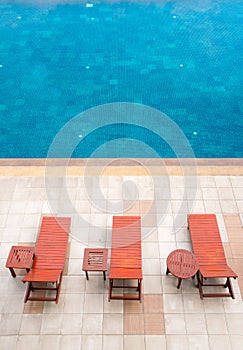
(124, 314), (145, 335)
(23, 296), (45, 315)
(144, 314), (165, 335)
(0, 164), (243, 349)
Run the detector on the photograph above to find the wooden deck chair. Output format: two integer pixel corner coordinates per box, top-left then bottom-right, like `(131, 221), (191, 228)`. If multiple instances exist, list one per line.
(188, 214), (238, 299)
(108, 216), (142, 302)
(22, 216), (71, 303)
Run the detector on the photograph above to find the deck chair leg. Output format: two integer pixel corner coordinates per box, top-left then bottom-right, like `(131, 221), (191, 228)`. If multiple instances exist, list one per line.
(224, 278), (235, 299)
(137, 279), (140, 292)
(139, 279), (142, 303)
(24, 282), (32, 303)
(196, 272), (204, 299)
(198, 282), (204, 299)
(56, 273), (63, 304)
(108, 279), (113, 302)
(224, 278), (230, 289)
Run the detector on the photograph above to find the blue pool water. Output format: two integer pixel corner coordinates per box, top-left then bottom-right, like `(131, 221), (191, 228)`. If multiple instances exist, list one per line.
(0, 0), (243, 158)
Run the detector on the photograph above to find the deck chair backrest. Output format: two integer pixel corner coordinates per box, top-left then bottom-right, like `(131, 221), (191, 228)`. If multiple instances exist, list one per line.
(33, 216), (70, 270)
(188, 214), (227, 264)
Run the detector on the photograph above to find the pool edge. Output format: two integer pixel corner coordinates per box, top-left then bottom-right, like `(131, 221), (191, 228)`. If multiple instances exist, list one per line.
(0, 158), (243, 176)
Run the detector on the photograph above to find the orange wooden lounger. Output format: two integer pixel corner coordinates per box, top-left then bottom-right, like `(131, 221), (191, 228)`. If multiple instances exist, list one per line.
(22, 216), (71, 303)
(108, 216), (142, 302)
(188, 214), (238, 299)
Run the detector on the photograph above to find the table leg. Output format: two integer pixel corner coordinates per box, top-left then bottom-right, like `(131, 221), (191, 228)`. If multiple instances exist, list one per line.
(139, 279), (142, 303)
(177, 278), (182, 289)
(9, 267), (16, 278)
(166, 267), (170, 275)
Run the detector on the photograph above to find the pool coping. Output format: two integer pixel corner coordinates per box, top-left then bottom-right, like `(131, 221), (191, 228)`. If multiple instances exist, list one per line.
(0, 158), (243, 166)
(0, 158), (243, 176)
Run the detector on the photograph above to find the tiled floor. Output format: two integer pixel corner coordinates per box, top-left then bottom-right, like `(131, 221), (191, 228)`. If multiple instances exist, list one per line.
(0, 164), (243, 349)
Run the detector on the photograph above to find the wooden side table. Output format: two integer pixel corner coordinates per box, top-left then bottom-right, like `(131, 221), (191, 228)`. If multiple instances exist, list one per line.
(82, 248), (108, 280)
(166, 249), (199, 289)
(6, 246), (35, 278)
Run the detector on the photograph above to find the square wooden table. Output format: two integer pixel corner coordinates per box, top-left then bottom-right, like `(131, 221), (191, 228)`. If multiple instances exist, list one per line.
(82, 248), (108, 280)
(6, 246), (35, 278)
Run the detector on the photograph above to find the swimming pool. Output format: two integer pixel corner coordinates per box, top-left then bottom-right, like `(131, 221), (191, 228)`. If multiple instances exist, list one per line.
(0, 0), (243, 158)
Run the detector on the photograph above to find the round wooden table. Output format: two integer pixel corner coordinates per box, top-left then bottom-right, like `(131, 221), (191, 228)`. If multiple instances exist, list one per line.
(166, 249), (199, 289)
